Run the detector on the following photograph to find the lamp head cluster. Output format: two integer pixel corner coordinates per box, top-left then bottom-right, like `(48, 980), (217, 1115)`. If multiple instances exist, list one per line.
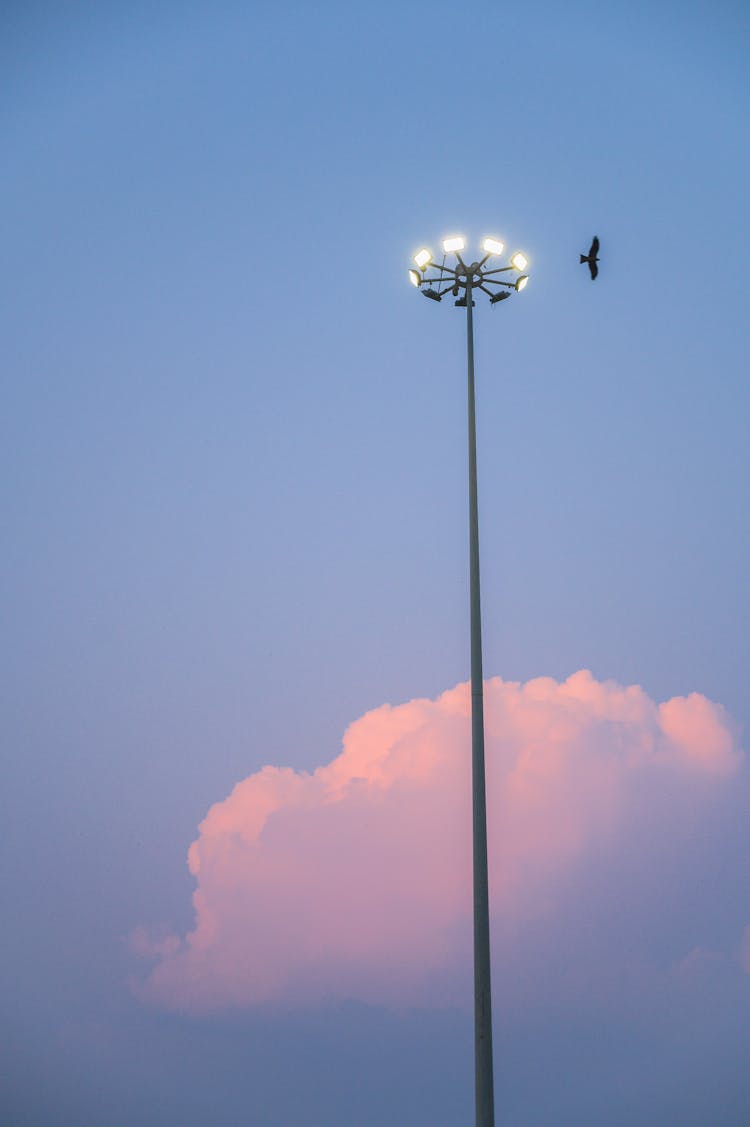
(408, 235), (529, 305)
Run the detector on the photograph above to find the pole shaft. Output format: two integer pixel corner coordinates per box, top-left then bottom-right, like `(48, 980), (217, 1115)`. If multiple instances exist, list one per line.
(466, 279), (495, 1127)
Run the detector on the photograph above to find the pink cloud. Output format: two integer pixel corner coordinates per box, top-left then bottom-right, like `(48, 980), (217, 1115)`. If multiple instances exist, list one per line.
(133, 670), (743, 1013)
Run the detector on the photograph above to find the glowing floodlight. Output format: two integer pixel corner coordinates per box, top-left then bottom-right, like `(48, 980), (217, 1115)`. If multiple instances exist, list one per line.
(406, 233), (530, 312)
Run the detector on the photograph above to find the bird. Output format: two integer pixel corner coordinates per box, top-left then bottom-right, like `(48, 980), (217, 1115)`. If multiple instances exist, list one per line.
(580, 235), (600, 279)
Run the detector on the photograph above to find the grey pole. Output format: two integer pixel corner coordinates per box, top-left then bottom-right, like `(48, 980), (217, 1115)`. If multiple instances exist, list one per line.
(409, 236), (528, 1124)
(466, 276), (495, 1127)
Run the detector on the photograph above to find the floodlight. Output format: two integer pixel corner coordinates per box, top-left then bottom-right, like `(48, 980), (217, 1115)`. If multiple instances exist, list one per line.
(482, 237), (504, 256)
(414, 248), (432, 270)
(408, 268), (422, 287)
(422, 288), (442, 302)
(510, 252), (528, 271)
(442, 235), (465, 254)
(515, 275), (529, 292)
(490, 291), (510, 304)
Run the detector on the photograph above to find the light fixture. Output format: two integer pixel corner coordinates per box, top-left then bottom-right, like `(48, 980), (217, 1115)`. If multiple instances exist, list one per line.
(407, 234), (530, 309)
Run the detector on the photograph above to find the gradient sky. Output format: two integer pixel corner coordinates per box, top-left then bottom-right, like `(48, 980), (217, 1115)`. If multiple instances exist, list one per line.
(3, 3), (750, 1124)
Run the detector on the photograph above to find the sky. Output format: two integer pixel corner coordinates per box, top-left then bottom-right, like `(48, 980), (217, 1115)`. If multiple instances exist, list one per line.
(2, 2), (750, 1124)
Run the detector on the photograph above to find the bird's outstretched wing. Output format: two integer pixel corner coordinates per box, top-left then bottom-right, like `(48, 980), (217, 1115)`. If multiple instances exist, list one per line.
(589, 235), (599, 257)
(589, 259), (598, 280)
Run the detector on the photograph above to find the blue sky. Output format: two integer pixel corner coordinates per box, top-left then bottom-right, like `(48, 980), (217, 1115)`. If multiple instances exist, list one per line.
(3, 3), (750, 1124)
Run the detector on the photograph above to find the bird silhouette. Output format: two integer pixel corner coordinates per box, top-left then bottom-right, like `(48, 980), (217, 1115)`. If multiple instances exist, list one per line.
(580, 235), (600, 279)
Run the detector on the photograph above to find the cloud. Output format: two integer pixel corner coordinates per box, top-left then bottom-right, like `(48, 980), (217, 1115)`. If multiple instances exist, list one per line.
(133, 671), (744, 1013)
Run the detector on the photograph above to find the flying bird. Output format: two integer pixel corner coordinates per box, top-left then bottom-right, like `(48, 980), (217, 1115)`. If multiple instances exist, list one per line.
(580, 235), (600, 279)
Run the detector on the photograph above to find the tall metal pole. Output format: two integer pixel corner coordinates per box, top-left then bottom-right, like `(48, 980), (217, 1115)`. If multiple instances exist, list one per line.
(466, 277), (495, 1127)
(409, 236), (528, 1123)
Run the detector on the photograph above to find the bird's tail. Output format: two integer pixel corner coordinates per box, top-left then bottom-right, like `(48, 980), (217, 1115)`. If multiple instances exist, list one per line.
(579, 254), (588, 264)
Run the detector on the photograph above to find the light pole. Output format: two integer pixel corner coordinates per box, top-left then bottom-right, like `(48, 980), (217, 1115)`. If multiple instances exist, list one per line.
(407, 235), (529, 1127)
